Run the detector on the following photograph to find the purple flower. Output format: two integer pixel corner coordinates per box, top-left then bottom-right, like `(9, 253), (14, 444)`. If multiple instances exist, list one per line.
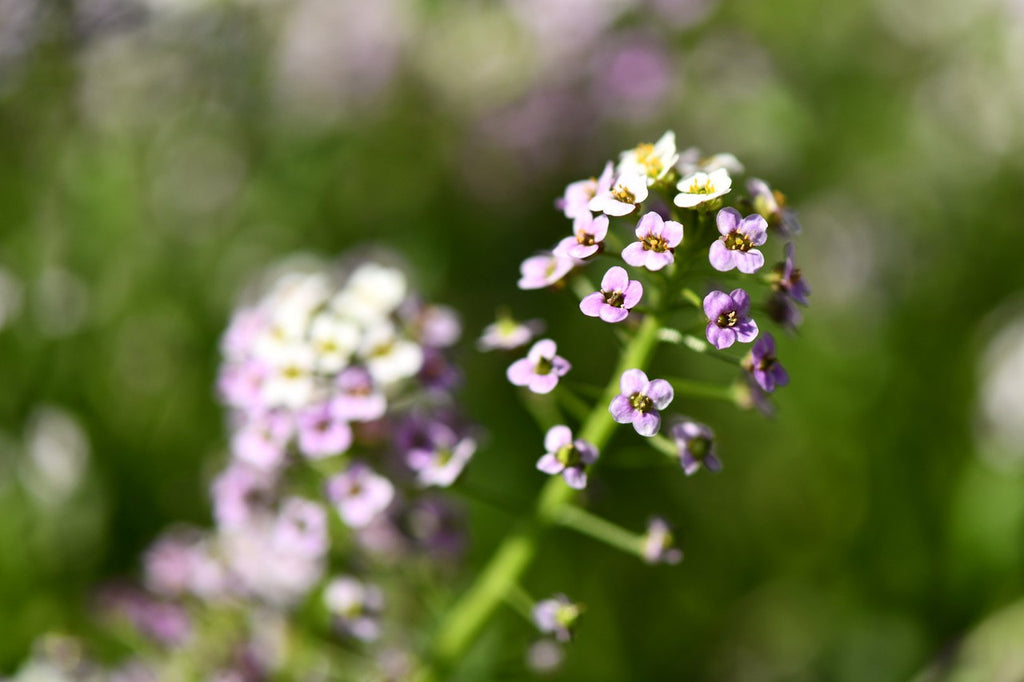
(579, 266), (643, 323)
(230, 411), (293, 471)
(211, 462), (276, 529)
(609, 369), (674, 436)
(405, 421), (476, 487)
(477, 313), (544, 351)
(771, 243), (810, 306)
(744, 333), (789, 393)
(535, 425), (599, 490)
(709, 207), (767, 274)
(517, 252), (576, 290)
(765, 291), (803, 332)
(326, 462), (395, 529)
(703, 289), (758, 350)
(273, 497), (329, 558)
(331, 367), (386, 422)
(533, 594), (582, 642)
(671, 419), (721, 476)
(507, 339), (571, 394)
(324, 576), (384, 642)
(621, 211), (683, 271)
(217, 359), (268, 411)
(418, 348), (462, 393)
(747, 177), (801, 235)
(554, 213), (609, 260)
(641, 517), (683, 565)
(296, 402), (353, 459)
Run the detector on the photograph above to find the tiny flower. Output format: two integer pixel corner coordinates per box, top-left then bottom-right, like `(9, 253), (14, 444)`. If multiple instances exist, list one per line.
(673, 168), (732, 209)
(273, 497), (329, 558)
(747, 177), (801, 235)
(260, 341), (317, 409)
(217, 359), (268, 411)
(507, 339), (571, 394)
(557, 163), (612, 219)
(331, 367), (387, 422)
(533, 594), (582, 643)
(709, 207), (768, 274)
(324, 576), (384, 642)
(765, 291), (803, 332)
(296, 402), (353, 459)
(359, 322), (424, 387)
(617, 131), (679, 186)
(641, 517), (683, 565)
(405, 421), (476, 487)
(399, 298), (462, 348)
(671, 419), (721, 475)
(579, 266), (643, 323)
(554, 213), (609, 260)
(331, 262), (407, 324)
(588, 169), (649, 217)
(326, 462), (395, 529)
(677, 147), (745, 176)
(703, 289), (758, 350)
(770, 243), (810, 306)
(621, 212), (684, 271)
(609, 369), (674, 436)
(517, 252), (576, 290)
(211, 462), (276, 529)
(231, 411), (293, 471)
(535, 425), (599, 490)
(477, 313), (544, 351)
(743, 333), (789, 393)
(308, 312), (360, 374)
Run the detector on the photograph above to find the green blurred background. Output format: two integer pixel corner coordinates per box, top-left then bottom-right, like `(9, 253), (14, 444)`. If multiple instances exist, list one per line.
(2, 0), (1024, 679)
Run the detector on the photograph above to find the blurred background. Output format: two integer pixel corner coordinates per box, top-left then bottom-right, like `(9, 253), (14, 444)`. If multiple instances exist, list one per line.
(2, 0), (1024, 679)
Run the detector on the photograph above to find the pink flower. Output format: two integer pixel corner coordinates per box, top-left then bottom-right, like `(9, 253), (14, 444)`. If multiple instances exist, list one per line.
(579, 266), (643, 323)
(621, 212), (683, 271)
(507, 339), (571, 394)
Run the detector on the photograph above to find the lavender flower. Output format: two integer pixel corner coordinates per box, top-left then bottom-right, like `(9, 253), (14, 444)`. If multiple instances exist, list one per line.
(579, 266), (643, 323)
(673, 168), (732, 208)
(296, 402), (353, 459)
(507, 339), (571, 394)
(703, 289), (758, 350)
(326, 462), (395, 529)
(609, 369), (674, 436)
(272, 497), (329, 558)
(744, 333), (789, 393)
(671, 419), (721, 475)
(535, 425), (599, 490)
(641, 517), (683, 565)
(747, 177), (801, 235)
(331, 367), (387, 422)
(477, 313), (544, 351)
(533, 594), (582, 642)
(588, 169), (649, 217)
(230, 411), (293, 471)
(324, 576), (384, 642)
(211, 462), (276, 530)
(709, 207), (768, 274)
(557, 162), (612, 219)
(770, 243), (810, 306)
(621, 212), (683, 271)
(517, 252), (576, 290)
(554, 213), (609, 260)
(405, 421), (476, 488)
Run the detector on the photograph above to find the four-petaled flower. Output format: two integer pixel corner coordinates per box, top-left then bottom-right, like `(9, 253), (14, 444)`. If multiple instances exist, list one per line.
(554, 213), (609, 260)
(533, 594), (582, 642)
(579, 266), (643, 323)
(609, 369), (674, 436)
(671, 419), (721, 476)
(703, 289), (758, 350)
(405, 421), (477, 488)
(477, 313), (544, 351)
(709, 207), (768, 274)
(588, 170), (649, 217)
(517, 252), (576, 290)
(674, 168), (732, 208)
(744, 333), (789, 393)
(621, 212), (684, 271)
(536, 425), (599, 490)
(507, 339), (571, 394)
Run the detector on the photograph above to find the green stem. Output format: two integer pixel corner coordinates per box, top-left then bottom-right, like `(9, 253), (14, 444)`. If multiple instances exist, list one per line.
(504, 584), (537, 624)
(554, 505), (646, 559)
(666, 376), (739, 403)
(417, 315), (663, 679)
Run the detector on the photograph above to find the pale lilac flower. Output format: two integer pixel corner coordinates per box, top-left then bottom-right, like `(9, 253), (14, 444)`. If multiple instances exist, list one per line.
(557, 163), (612, 218)
(533, 594), (582, 642)
(703, 289), (758, 350)
(709, 207), (768, 274)
(771, 243), (810, 306)
(217, 359), (268, 411)
(747, 177), (801, 235)
(507, 339), (571, 394)
(331, 367), (386, 422)
(673, 168), (732, 209)
(326, 462), (395, 529)
(677, 147), (745, 176)
(588, 169), (649, 217)
(221, 308), (266, 361)
(517, 252), (576, 290)
(324, 576), (384, 642)
(554, 213), (609, 260)
(616, 131), (678, 185)
(231, 411), (293, 471)
(609, 369), (674, 436)
(296, 402), (353, 459)
(211, 463), (276, 529)
(579, 266), (643, 323)
(477, 314), (544, 351)
(143, 529), (208, 598)
(535, 425), (599, 490)
(744, 333), (789, 393)
(405, 421), (476, 487)
(418, 348), (462, 393)
(273, 497), (329, 558)
(622, 212), (684, 271)
(641, 517), (683, 565)
(404, 497), (465, 558)
(97, 586), (191, 647)
(671, 419), (721, 475)
(399, 298), (462, 348)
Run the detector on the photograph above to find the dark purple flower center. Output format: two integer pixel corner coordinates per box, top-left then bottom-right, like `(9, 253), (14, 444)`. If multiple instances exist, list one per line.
(535, 356), (554, 375)
(555, 444), (581, 467)
(603, 289), (625, 308)
(724, 231), (754, 252)
(640, 234), (670, 253)
(629, 392), (653, 412)
(688, 436), (712, 460)
(716, 310), (739, 328)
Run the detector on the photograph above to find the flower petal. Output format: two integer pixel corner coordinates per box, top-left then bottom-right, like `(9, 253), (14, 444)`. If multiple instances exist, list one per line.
(633, 410), (661, 437)
(562, 467), (588, 490)
(646, 379), (674, 409)
(609, 395), (636, 424)
(735, 250), (765, 274)
(579, 292), (605, 318)
(602, 266), (629, 292)
(708, 241), (735, 272)
(619, 368), (649, 395)
(703, 290), (733, 318)
(544, 425), (573, 452)
(536, 453), (564, 475)
(621, 242), (646, 268)
(716, 207), (741, 236)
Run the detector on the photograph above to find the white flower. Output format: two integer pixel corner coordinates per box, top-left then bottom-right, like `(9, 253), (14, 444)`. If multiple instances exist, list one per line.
(359, 322), (423, 386)
(616, 131), (679, 185)
(261, 341), (318, 408)
(588, 170), (649, 217)
(309, 312), (360, 373)
(332, 263), (407, 324)
(673, 168), (733, 208)
(324, 576), (384, 642)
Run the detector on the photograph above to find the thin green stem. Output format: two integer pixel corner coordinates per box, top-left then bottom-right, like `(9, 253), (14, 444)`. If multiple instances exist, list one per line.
(504, 584), (537, 624)
(554, 505), (646, 559)
(416, 315), (662, 680)
(666, 376), (739, 403)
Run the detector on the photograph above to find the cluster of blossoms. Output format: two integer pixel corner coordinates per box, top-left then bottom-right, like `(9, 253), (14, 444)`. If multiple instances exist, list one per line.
(22, 257), (476, 681)
(488, 130), (810, 654)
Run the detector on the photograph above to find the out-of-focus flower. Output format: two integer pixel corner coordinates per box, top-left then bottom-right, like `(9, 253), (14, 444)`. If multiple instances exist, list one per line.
(532, 594), (582, 643)
(747, 177), (802, 235)
(405, 421), (476, 488)
(671, 419), (720, 475)
(557, 163), (613, 219)
(641, 517), (683, 564)
(609, 369), (674, 436)
(517, 252), (577, 290)
(324, 576), (384, 642)
(743, 334), (789, 393)
(327, 462), (395, 529)
(478, 313), (544, 351)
